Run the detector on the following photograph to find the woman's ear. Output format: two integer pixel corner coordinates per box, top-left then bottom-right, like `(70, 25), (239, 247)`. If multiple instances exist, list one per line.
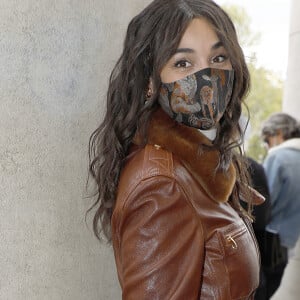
(146, 78), (154, 98)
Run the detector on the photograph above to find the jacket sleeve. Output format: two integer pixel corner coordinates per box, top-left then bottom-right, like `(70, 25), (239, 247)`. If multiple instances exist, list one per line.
(113, 176), (205, 300)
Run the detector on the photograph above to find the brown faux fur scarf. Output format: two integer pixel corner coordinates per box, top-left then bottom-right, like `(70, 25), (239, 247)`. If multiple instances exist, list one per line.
(134, 109), (236, 203)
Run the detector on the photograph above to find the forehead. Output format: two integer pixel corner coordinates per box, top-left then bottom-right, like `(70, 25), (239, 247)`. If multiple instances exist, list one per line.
(178, 18), (219, 48)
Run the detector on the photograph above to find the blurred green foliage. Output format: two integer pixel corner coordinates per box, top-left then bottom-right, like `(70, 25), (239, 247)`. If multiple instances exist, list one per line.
(222, 4), (283, 162)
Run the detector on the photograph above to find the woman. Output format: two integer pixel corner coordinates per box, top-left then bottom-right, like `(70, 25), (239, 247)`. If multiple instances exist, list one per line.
(89, 0), (264, 298)
(262, 113), (300, 254)
(261, 113), (300, 298)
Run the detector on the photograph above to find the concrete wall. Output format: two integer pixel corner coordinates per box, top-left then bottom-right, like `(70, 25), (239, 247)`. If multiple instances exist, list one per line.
(0, 1), (150, 299)
(283, 0), (300, 119)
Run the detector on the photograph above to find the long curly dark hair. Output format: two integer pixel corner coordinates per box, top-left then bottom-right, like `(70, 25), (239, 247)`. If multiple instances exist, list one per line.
(89, 0), (252, 241)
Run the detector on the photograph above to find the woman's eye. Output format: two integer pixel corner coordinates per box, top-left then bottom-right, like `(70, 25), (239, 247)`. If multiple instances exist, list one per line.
(211, 55), (227, 64)
(174, 60), (192, 68)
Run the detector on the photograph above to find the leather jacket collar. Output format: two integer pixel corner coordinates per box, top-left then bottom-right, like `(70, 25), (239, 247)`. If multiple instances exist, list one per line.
(134, 109), (236, 203)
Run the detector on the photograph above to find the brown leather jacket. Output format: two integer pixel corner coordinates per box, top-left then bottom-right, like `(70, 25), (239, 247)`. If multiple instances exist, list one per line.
(112, 110), (262, 299)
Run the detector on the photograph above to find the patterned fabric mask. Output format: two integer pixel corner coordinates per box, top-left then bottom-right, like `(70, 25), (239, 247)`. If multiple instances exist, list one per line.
(158, 67), (235, 130)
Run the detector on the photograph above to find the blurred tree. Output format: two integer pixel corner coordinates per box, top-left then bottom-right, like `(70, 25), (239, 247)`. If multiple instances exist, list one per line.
(246, 65), (283, 161)
(222, 5), (260, 49)
(222, 4), (283, 162)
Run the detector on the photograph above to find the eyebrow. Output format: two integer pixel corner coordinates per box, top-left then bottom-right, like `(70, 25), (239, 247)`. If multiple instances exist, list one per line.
(174, 48), (195, 54)
(175, 41), (224, 54)
(211, 41), (223, 50)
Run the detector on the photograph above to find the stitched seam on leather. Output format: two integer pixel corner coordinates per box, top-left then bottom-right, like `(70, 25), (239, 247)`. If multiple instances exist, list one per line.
(118, 145), (173, 206)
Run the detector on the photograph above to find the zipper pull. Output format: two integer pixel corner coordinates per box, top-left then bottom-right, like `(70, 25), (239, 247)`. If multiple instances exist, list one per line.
(226, 235), (238, 249)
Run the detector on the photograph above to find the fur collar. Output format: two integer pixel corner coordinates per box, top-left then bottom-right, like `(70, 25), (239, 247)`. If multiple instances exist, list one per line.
(134, 109), (236, 203)
(269, 137), (300, 153)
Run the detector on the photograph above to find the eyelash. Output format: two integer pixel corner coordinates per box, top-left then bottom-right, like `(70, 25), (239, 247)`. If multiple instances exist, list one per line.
(174, 59), (192, 68)
(210, 54), (228, 64)
(173, 54), (229, 68)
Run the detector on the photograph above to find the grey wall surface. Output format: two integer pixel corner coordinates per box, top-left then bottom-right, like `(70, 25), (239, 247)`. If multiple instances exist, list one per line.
(283, 0), (300, 119)
(0, 1), (150, 299)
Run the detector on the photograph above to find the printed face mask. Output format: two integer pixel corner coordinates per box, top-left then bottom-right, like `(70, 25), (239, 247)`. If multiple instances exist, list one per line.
(158, 67), (234, 130)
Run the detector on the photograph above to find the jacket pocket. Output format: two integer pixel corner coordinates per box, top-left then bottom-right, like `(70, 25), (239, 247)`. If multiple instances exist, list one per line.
(224, 226), (247, 253)
(217, 221), (260, 299)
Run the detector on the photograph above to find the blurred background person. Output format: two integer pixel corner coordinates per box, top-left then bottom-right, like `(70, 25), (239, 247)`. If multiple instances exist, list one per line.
(240, 115), (271, 299)
(245, 157), (271, 300)
(261, 112), (300, 297)
(271, 238), (300, 300)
